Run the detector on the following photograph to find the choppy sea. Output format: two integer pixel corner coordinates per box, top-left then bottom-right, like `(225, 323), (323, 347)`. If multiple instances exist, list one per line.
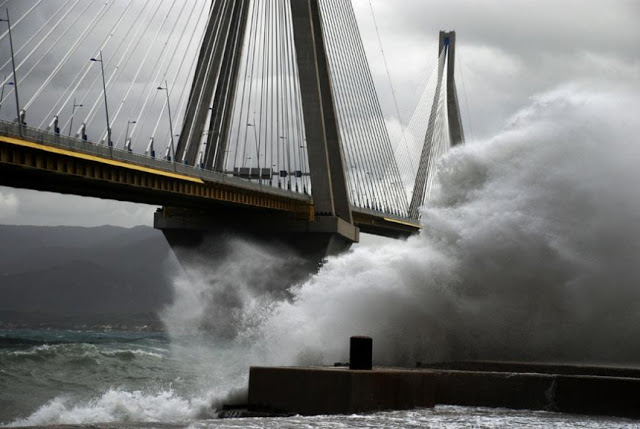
(0, 329), (637, 428)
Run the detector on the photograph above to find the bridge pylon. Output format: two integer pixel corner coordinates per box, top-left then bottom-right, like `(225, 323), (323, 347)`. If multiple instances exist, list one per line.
(408, 30), (465, 220)
(156, 0), (359, 271)
(441, 31), (465, 147)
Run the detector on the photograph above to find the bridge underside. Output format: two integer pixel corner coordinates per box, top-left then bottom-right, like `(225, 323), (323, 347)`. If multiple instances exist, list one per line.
(155, 207), (358, 274)
(0, 134), (418, 271)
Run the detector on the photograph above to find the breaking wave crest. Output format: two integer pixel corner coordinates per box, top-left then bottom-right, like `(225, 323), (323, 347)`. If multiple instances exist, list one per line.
(7, 389), (215, 427)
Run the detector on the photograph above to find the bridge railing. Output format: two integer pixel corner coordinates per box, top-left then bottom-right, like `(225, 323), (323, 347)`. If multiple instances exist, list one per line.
(0, 120), (310, 201)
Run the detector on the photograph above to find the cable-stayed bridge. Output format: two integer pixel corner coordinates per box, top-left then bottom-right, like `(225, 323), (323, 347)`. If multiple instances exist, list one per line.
(0, 0), (464, 265)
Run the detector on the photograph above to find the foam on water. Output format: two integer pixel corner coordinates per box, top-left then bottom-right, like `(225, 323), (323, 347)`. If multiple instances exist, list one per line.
(7, 389), (213, 427)
(9, 83), (640, 426)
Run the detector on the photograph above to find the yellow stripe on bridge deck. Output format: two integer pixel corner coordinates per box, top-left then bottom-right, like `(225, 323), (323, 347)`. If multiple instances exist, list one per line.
(0, 135), (204, 184)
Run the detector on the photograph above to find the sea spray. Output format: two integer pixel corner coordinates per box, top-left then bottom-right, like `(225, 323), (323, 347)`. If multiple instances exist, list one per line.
(9, 84), (640, 425)
(162, 237), (308, 341)
(158, 237), (311, 410)
(160, 84), (640, 410)
(254, 85), (640, 367)
(256, 85), (640, 366)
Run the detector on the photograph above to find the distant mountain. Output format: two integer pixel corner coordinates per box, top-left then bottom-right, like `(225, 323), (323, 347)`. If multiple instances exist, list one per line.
(0, 225), (180, 329)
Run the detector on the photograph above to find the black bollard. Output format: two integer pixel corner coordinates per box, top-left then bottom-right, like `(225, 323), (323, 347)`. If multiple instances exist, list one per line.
(349, 336), (372, 370)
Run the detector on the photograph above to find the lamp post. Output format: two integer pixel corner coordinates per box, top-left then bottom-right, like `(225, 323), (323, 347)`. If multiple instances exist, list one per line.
(0, 81), (14, 116)
(0, 9), (21, 133)
(68, 98), (83, 137)
(125, 119), (136, 146)
(90, 51), (112, 147)
(157, 80), (175, 164)
(0, 74), (6, 116)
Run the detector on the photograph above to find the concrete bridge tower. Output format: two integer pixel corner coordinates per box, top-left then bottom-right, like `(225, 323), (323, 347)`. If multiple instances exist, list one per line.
(155, 0), (359, 270)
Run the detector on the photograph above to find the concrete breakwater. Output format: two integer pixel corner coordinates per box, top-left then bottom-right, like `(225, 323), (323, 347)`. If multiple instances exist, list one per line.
(246, 361), (640, 419)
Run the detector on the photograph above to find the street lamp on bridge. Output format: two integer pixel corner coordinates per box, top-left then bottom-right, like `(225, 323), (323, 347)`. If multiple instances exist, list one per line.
(124, 119), (136, 151)
(0, 81), (14, 116)
(68, 99), (83, 137)
(90, 51), (112, 147)
(0, 74), (6, 116)
(157, 80), (176, 164)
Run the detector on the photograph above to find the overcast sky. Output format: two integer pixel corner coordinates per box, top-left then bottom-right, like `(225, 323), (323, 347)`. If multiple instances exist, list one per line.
(0, 0), (638, 228)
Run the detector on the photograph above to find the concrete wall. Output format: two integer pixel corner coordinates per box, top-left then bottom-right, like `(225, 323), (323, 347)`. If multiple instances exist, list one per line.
(247, 365), (640, 419)
(248, 367), (435, 415)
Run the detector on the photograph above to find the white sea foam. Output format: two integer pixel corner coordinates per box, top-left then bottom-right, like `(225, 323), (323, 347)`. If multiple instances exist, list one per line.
(8, 389), (215, 427)
(100, 348), (165, 359)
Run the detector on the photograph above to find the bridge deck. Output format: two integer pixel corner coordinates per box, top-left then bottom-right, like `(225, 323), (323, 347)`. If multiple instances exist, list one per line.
(0, 121), (419, 238)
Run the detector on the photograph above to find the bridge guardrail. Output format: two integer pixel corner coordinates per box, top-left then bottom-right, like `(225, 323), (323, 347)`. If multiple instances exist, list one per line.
(0, 121), (311, 202)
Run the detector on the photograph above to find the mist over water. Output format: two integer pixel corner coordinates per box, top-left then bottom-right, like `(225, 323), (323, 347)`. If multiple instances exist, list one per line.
(8, 84), (640, 426)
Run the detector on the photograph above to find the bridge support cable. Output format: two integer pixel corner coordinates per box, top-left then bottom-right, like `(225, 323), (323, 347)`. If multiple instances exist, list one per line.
(164, 4), (214, 158)
(408, 47), (447, 220)
(126, 0), (208, 149)
(324, 0), (396, 212)
(226, 0), (310, 194)
(140, 0), (209, 152)
(24, 1), (126, 115)
(367, 0), (417, 184)
(25, 0), (118, 115)
(256, 0), (272, 183)
(456, 48), (475, 142)
(318, 0), (408, 216)
(36, 0), (133, 129)
(86, 0), (180, 143)
(50, 0), (161, 137)
(318, 0), (377, 211)
(28, 0), (137, 116)
(230, 0), (260, 178)
(337, 0), (410, 215)
(75, 0), (164, 137)
(180, 0), (229, 164)
(395, 60), (441, 194)
(0, 0), (97, 96)
(0, 0), (75, 77)
(325, 3), (384, 210)
(229, 0), (264, 182)
(121, 0), (200, 151)
(110, 0), (196, 149)
(0, 0), (210, 158)
(0, 0), (45, 44)
(341, 0), (408, 216)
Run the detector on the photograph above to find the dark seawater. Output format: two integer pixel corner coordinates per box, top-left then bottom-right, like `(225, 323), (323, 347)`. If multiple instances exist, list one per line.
(1, 329), (638, 428)
(0, 329), (210, 426)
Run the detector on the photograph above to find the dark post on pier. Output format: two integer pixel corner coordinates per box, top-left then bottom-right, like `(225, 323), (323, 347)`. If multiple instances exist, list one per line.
(349, 336), (372, 370)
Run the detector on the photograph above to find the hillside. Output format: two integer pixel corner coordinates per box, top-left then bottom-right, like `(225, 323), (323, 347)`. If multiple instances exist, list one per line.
(0, 225), (179, 330)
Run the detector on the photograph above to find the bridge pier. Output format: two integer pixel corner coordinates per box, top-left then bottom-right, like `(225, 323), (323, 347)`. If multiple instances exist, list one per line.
(154, 207), (359, 276)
